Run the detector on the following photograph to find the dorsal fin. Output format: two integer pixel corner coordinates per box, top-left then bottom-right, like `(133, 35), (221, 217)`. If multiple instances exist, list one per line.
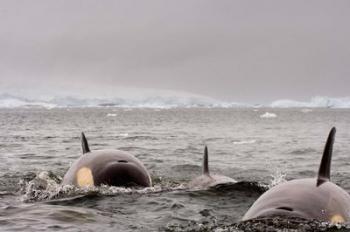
(203, 146), (209, 175)
(317, 127), (336, 186)
(81, 132), (91, 154)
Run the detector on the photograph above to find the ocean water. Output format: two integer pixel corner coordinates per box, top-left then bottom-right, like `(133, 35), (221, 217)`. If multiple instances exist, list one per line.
(0, 108), (350, 231)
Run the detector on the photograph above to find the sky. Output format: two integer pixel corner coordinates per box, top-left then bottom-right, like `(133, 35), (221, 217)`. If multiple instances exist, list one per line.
(0, 0), (349, 103)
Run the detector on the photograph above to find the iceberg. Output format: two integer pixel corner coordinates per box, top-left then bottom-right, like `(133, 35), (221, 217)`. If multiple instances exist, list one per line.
(0, 94), (56, 109)
(0, 93), (247, 109)
(270, 96), (350, 108)
(0, 92), (349, 109)
(260, 112), (277, 118)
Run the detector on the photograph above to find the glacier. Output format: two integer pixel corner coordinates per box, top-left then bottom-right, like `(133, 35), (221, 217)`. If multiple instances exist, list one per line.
(0, 93), (349, 109)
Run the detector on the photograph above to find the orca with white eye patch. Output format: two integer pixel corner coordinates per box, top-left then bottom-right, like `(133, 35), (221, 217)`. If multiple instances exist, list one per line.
(62, 133), (152, 188)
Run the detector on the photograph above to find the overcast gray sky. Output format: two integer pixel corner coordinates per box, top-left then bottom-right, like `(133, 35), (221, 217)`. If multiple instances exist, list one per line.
(0, 0), (349, 103)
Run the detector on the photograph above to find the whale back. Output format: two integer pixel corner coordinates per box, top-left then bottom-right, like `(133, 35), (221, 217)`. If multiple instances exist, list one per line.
(188, 146), (236, 189)
(242, 178), (350, 222)
(242, 127), (350, 223)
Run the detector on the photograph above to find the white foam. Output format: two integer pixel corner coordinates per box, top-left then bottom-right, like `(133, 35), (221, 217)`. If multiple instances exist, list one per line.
(233, 140), (256, 145)
(260, 112), (277, 118)
(21, 171), (186, 203)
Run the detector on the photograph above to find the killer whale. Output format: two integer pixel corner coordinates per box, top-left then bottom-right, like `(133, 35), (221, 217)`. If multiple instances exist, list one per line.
(62, 132), (152, 188)
(242, 127), (350, 223)
(188, 146), (236, 190)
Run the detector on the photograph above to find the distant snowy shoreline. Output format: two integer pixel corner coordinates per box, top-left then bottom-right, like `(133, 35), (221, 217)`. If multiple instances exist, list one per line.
(0, 94), (349, 109)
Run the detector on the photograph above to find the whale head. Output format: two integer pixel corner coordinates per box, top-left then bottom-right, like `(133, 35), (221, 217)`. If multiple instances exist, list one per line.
(62, 132), (152, 188)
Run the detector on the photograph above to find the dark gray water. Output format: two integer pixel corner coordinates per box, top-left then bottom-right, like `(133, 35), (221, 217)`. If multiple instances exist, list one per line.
(1, 108), (350, 231)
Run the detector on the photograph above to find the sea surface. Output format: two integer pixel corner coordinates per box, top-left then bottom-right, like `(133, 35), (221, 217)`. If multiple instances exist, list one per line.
(0, 108), (350, 231)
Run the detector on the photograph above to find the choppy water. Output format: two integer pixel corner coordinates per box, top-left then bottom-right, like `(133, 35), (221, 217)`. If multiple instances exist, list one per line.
(1, 108), (350, 231)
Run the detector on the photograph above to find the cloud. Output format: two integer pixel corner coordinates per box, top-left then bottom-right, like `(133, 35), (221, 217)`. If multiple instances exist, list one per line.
(0, 0), (350, 103)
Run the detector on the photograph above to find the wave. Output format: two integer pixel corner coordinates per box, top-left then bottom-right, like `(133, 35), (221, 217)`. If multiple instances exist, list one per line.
(165, 216), (346, 232)
(21, 171), (186, 203)
(1, 93), (350, 109)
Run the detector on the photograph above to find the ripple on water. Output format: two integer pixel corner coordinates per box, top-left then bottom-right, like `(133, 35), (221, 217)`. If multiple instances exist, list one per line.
(164, 216), (349, 232)
(124, 135), (159, 141)
(1, 108), (349, 231)
(289, 147), (317, 155)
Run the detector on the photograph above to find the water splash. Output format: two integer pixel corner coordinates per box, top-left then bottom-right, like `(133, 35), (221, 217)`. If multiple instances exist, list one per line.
(20, 171), (186, 203)
(268, 170), (287, 189)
